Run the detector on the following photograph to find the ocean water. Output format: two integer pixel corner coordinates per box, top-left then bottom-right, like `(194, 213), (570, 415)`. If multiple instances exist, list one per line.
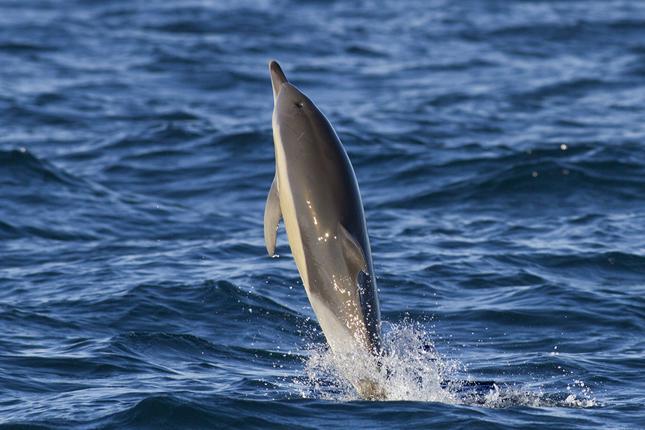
(1, 0), (644, 428)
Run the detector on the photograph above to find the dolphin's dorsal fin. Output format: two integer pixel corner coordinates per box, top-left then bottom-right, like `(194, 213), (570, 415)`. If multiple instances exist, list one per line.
(339, 224), (368, 275)
(264, 176), (281, 256)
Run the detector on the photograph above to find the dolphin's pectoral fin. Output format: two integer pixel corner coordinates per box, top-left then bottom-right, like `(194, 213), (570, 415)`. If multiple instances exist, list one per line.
(339, 224), (368, 274)
(264, 176), (281, 256)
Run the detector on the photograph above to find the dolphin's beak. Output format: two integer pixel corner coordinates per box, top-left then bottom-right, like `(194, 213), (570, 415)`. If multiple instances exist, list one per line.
(269, 60), (288, 102)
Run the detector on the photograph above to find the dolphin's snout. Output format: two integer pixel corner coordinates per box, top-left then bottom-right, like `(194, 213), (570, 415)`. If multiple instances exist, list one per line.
(269, 60), (288, 100)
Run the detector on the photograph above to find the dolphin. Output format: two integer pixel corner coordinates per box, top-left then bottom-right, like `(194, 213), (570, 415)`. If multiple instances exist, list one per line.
(264, 60), (383, 399)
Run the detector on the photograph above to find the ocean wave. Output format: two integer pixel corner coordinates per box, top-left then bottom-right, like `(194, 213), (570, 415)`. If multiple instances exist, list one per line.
(0, 149), (80, 186)
(378, 148), (645, 209)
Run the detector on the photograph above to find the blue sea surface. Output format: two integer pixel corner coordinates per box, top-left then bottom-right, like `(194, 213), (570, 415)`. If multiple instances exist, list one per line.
(1, 0), (644, 428)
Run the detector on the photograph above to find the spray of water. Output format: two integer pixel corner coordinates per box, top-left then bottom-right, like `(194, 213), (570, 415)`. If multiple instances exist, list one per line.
(293, 322), (597, 408)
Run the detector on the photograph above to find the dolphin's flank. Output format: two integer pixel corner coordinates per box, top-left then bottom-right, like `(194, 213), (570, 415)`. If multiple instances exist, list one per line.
(264, 60), (384, 399)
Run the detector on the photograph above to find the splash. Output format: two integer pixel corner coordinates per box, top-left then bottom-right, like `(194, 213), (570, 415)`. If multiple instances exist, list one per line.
(296, 323), (460, 403)
(293, 322), (597, 408)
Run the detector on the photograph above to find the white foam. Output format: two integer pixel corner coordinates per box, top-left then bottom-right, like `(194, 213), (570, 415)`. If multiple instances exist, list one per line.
(292, 322), (597, 408)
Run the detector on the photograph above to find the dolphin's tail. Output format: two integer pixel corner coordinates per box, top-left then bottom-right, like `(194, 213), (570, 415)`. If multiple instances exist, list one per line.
(356, 378), (387, 400)
(268, 60), (288, 100)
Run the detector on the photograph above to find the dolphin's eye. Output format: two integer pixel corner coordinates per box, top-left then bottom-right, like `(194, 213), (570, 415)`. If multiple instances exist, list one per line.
(294, 101), (304, 108)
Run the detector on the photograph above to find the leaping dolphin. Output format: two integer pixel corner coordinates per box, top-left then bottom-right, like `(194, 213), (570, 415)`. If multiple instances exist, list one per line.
(264, 60), (383, 399)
